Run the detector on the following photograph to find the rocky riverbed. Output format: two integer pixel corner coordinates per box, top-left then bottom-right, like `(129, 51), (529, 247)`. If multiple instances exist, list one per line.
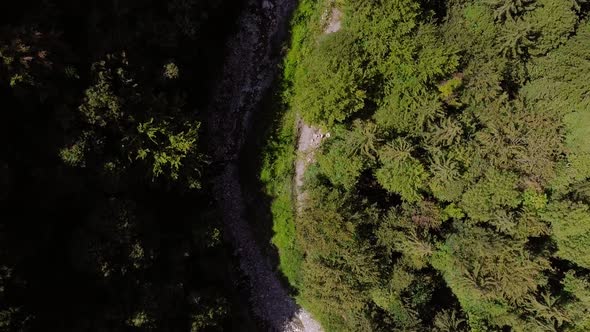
(205, 0), (322, 331)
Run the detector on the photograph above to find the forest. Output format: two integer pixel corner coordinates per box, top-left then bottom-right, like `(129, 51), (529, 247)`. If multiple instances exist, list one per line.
(0, 0), (262, 331)
(261, 0), (590, 331)
(3, 0), (590, 331)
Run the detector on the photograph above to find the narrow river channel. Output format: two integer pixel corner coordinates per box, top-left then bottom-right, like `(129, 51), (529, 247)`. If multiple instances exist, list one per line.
(205, 0), (322, 331)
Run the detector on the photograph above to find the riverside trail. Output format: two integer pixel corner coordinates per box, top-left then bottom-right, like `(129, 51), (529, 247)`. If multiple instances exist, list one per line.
(205, 0), (322, 331)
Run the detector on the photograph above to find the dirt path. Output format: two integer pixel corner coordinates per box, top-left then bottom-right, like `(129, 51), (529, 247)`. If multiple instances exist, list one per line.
(294, 5), (341, 205)
(294, 120), (325, 210)
(324, 7), (342, 34)
(205, 0), (322, 331)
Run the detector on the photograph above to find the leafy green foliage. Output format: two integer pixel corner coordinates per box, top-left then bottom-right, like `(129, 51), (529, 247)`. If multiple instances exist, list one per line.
(432, 226), (550, 330)
(136, 118), (203, 188)
(0, 1), (252, 330)
(460, 168), (521, 223)
(259, 0), (323, 288)
(433, 309), (468, 332)
(561, 272), (590, 330)
(527, 0), (578, 55)
(78, 57), (127, 126)
(541, 201), (590, 269)
(377, 206), (436, 270)
(488, 0), (535, 22)
(317, 139), (365, 189)
(64, 53), (205, 189)
(163, 62), (179, 80)
(297, 187), (380, 331)
(268, 0), (590, 330)
(293, 31), (368, 126)
(376, 139), (429, 202)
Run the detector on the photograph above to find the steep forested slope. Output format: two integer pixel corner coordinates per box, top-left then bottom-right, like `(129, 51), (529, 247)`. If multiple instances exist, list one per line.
(263, 0), (590, 331)
(0, 1), (257, 330)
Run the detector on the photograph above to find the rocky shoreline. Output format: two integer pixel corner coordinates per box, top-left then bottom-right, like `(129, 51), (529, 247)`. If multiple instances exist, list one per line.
(205, 0), (322, 331)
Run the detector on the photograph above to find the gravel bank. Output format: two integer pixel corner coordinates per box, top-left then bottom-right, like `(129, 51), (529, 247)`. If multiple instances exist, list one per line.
(205, 0), (322, 331)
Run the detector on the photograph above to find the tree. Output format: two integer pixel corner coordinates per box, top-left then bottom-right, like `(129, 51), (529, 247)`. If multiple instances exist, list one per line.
(433, 309), (468, 332)
(62, 53), (205, 189)
(296, 186), (381, 331)
(428, 152), (466, 202)
(377, 206), (436, 270)
(498, 20), (535, 59)
(523, 20), (590, 115)
(345, 120), (381, 161)
(293, 31), (368, 126)
(267, 0), (590, 330)
(474, 97), (563, 185)
(527, 0), (578, 56)
(541, 201), (590, 269)
(488, 0), (535, 22)
(427, 117), (464, 147)
(317, 137), (366, 190)
(521, 22), (590, 191)
(460, 168), (521, 225)
(369, 266), (423, 329)
(136, 117), (203, 189)
(0, 1), (249, 330)
(431, 226), (550, 330)
(71, 198), (149, 279)
(374, 88), (444, 135)
(561, 271), (590, 331)
(376, 138), (429, 202)
(0, 27), (68, 89)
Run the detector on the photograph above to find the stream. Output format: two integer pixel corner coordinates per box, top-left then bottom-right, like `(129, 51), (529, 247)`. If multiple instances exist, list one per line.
(205, 0), (322, 331)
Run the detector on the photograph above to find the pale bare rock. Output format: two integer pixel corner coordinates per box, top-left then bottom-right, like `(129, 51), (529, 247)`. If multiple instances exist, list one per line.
(287, 309), (323, 332)
(295, 120), (323, 187)
(294, 119), (325, 211)
(324, 7), (343, 34)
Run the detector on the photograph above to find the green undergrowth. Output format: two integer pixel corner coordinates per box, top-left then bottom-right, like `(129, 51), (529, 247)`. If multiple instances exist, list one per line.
(259, 0), (328, 289)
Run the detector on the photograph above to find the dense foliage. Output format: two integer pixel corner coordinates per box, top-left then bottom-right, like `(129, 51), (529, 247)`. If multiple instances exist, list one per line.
(264, 0), (590, 330)
(0, 1), (256, 331)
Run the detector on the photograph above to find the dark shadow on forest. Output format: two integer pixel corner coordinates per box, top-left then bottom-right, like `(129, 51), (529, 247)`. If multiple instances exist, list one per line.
(0, 0), (260, 330)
